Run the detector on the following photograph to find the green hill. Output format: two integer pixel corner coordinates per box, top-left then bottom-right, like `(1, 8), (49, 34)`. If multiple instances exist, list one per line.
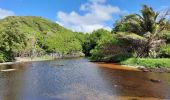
(0, 16), (84, 62)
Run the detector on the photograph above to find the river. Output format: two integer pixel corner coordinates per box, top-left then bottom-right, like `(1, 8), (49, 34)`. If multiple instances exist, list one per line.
(0, 58), (170, 100)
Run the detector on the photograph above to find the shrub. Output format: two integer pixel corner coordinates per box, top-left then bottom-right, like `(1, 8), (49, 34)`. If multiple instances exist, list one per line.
(0, 53), (5, 63)
(90, 49), (104, 61)
(160, 44), (170, 57)
(109, 54), (131, 62)
(121, 58), (170, 68)
(162, 30), (170, 43)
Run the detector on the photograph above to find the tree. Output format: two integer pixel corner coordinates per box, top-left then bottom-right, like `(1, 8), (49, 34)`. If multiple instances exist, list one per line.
(0, 16), (85, 61)
(0, 26), (27, 60)
(82, 29), (113, 56)
(112, 5), (170, 57)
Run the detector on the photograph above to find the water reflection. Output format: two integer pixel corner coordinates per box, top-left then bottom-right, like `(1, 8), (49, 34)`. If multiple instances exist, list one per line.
(0, 58), (170, 100)
(97, 67), (170, 99)
(0, 63), (26, 100)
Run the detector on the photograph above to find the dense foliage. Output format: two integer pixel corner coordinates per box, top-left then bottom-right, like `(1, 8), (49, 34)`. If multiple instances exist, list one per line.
(82, 29), (116, 56)
(89, 5), (170, 68)
(113, 5), (170, 58)
(0, 16), (84, 62)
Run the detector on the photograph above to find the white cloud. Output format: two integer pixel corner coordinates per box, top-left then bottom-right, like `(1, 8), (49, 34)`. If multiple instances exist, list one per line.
(0, 8), (15, 19)
(68, 24), (106, 33)
(88, 0), (106, 4)
(56, 0), (121, 33)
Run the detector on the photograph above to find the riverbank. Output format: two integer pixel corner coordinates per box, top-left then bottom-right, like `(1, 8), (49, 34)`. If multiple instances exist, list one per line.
(0, 52), (85, 65)
(96, 62), (140, 71)
(15, 56), (54, 62)
(120, 58), (170, 72)
(1, 57), (170, 73)
(0, 56), (54, 65)
(91, 57), (170, 73)
(95, 62), (170, 73)
(121, 58), (170, 68)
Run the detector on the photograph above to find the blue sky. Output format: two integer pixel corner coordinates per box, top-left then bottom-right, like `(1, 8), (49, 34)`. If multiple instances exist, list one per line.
(0, 0), (169, 32)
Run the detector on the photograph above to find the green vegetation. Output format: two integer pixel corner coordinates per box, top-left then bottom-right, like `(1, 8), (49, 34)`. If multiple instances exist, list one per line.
(83, 29), (118, 57)
(0, 16), (84, 62)
(0, 53), (5, 62)
(89, 5), (170, 68)
(160, 44), (170, 57)
(0, 5), (170, 69)
(121, 58), (170, 68)
(113, 5), (170, 58)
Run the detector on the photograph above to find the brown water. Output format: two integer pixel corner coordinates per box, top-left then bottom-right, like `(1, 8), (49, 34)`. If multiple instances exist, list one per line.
(0, 58), (170, 100)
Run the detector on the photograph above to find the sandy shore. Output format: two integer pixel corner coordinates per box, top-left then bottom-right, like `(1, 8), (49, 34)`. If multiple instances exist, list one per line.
(95, 62), (141, 71)
(95, 62), (170, 73)
(0, 57), (54, 65)
(0, 62), (19, 65)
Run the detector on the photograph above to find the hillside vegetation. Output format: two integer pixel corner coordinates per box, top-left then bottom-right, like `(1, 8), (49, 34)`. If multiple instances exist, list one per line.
(88, 5), (170, 68)
(0, 16), (85, 62)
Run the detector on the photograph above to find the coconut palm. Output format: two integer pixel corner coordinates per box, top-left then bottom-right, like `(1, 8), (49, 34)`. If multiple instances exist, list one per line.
(113, 5), (170, 57)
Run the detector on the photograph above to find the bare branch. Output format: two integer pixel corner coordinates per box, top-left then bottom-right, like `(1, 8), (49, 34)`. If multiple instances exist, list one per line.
(159, 9), (170, 19)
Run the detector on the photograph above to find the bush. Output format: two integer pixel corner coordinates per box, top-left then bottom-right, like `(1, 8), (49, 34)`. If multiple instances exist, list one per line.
(162, 30), (170, 43)
(160, 44), (170, 57)
(0, 53), (5, 63)
(121, 58), (170, 68)
(108, 54), (131, 62)
(90, 49), (104, 61)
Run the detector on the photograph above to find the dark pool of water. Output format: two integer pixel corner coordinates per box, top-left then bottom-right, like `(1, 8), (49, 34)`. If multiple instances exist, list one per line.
(0, 58), (170, 100)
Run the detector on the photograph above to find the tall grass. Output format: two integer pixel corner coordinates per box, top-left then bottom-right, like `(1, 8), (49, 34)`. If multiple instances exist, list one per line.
(121, 58), (170, 68)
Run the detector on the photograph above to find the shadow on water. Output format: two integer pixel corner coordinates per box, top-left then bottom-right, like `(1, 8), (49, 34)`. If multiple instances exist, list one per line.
(0, 58), (170, 100)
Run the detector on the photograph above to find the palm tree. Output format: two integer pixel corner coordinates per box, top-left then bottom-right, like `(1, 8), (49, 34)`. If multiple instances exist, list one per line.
(113, 5), (170, 57)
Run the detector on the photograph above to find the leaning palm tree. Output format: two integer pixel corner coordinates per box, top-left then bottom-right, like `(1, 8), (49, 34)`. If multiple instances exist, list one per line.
(113, 5), (170, 57)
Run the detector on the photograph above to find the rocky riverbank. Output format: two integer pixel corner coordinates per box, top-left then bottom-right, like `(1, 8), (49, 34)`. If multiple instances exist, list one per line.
(139, 67), (170, 73)
(93, 61), (170, 73)
(122, 65), (170, 73)
(0, 52), (85, 65)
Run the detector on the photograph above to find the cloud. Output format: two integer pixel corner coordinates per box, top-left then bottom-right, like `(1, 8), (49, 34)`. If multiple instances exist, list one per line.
(88, 0), (106, 3)
(0, 8), (15, 19)
(56, 0), (121, 33)
(66, 24), (111, 33)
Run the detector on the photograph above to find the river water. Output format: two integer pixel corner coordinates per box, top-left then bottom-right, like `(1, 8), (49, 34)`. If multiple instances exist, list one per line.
(0, 58), (170, 100)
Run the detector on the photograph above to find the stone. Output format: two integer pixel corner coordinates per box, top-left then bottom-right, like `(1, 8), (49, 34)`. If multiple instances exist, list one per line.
(150, 79), (161, 83)
(143, 69), (150, 72)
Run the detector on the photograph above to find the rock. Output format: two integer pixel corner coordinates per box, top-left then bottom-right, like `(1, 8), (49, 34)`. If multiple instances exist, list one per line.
(1, 69), (16, 72)
(159, 70), (164, 73)
(140, 68), (170, 73)
(150, 68), (170, 73)
(150, 79), (161, 83)
(55, 64), (64, 66)
(167, 69), (170, 73)
(131, 98), (138, 100)
(143, 69), (150, 72)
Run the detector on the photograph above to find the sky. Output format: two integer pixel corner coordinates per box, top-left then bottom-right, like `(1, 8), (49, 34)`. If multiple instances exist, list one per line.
(0, 0), (169, 32)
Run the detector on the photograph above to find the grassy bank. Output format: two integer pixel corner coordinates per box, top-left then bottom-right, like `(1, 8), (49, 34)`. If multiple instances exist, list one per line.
(121, 58), (170, 68)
